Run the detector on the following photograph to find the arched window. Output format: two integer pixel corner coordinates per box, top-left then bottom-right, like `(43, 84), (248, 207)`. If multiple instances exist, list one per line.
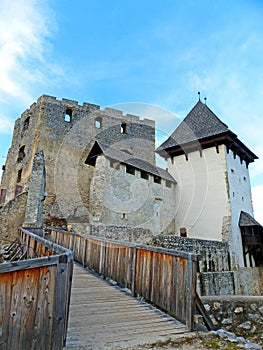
(121, 122), (127, 134)
(65, 108), (72, 122)
(17, 169), (22, 183)
(95, 117), (102, 129)
(17, 145), (25, 163)
(23, 117), (30, 130)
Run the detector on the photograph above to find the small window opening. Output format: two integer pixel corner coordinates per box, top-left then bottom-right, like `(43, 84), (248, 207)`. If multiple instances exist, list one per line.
(17, 169), (22, 183)
(23, 117), (30, 130)
(126, 165), (135, 175)
(231, 169), (234, 174)
(14, 185), (23, 197)
(95, 117), (102, 129)
(154, 175), (161, 184)
(110, 159), (120, 170)
(165, 180), (172, 188)
(243, 177), (247, 182)
(141, 171), (149, 180)
(180, 227), (187, 237)
(17, 146), (25, 163)
(242, 196), (244, 202)
(233, 192), (235, 197)
(65, 108), (72, 122)
(121, 122), (127, 134)
(0, 189), (7, 204)
(122, 213), (127, 219)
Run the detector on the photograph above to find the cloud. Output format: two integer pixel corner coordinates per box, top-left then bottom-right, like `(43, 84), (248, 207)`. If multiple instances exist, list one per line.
(0, 115), (14, 135)
(0, 0), (57, 104)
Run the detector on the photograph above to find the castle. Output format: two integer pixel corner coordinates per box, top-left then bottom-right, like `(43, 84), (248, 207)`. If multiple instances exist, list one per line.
(0, 94), (262, 294)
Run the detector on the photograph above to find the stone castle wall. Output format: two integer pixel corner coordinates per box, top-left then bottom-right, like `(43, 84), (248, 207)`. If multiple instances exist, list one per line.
(0, 192), (28, 243)
(0, 95), (156, 236)
(89, 155), (176, 234)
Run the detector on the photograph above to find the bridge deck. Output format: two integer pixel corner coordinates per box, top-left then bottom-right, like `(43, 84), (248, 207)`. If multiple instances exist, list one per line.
(64, 263), (187, 349)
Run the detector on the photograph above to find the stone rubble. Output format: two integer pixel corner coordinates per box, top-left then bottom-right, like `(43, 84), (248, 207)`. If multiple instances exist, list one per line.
(212, 329), (262, 350)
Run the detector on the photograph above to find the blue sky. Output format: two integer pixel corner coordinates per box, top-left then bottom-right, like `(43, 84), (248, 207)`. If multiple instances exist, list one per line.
(0, 0), (263, 222)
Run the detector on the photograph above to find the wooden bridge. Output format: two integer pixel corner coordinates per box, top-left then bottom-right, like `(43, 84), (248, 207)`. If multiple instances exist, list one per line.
(65, 263), (186, 349)
(0, 228), (211, 350)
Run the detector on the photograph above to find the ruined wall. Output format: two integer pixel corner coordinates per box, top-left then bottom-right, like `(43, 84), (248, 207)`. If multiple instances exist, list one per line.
(0, 102), (41, 204)
(0, 192), (28, 243)
(0, 95), (156, 235)
(24, 150), (46, 228)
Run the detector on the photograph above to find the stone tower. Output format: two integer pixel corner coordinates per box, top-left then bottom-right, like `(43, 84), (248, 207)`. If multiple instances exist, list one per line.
(156, 100), (258, 268)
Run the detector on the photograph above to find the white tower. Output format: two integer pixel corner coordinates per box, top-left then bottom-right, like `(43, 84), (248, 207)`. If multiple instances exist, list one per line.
(156, 100), (259, 268)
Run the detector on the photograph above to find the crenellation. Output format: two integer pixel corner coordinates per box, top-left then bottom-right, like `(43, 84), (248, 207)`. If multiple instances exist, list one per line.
(61, 97), (79, 105)
(102, 107), (123, 118)
(82, 102), (100, 111)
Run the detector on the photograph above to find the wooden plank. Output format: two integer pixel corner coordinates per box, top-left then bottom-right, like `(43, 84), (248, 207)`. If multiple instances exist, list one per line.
(64, 264), (187, 349)
(32, 265), (57, 350)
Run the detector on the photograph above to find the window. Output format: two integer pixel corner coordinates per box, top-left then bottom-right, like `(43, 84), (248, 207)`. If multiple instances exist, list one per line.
(122, 213), (127, 219)
(165, 180), (172, 188)
(64, 108), (72, 122)
(126, 165), (135, 175)
(180, 227), (187, 237)
(14, 185), (23, 197)
(154, 175), (161, 184)
(17, 145), (25, 163)
(140, 171), (149, 180)
(95, 117), (102, 129)
(0, 189), (6, 204)
(23, 117), (30, 130)
(17, 169), (22, 183)
(121, 122), (127, 134)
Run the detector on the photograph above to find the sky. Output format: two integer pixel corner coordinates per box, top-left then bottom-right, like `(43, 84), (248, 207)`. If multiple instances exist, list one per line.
(0, 0), (263, 223)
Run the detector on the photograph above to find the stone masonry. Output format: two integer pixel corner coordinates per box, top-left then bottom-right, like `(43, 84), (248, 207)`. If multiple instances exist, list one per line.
(0, 95), (155, 236)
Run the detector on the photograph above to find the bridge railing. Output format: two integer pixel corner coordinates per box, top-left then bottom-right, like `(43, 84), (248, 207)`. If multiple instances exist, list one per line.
(0, 228), (73, 350)
(49, 228), (198, 331)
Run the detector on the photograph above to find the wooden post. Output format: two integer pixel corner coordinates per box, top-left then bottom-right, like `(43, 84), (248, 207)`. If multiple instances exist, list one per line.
(132, 247), (137, 296)
(186, 253), (194, 331)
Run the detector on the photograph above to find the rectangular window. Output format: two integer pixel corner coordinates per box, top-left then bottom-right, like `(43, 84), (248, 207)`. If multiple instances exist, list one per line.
(0, 189), (6, 204)
(154, 175), (161, 184)
(14, 185), (23, 197)
(126, 165), (135, 175)
(165, 180), (172, 188)
(140, 171), (149, 180)
(17, 169), (22, 183)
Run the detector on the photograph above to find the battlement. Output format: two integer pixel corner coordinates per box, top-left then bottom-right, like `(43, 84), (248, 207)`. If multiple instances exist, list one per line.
(25, 94), (156, 126)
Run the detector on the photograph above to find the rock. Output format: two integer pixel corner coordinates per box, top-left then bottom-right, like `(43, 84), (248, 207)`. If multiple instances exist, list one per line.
(222, 317), (232, 325)
(248, 313), (260, 321)
(204, 303), (210, 312)
(234, 306), (244, 313)
(239, 321), (252, 330)
(258, 307), (263, 315)
(213, 302), (221, 310)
